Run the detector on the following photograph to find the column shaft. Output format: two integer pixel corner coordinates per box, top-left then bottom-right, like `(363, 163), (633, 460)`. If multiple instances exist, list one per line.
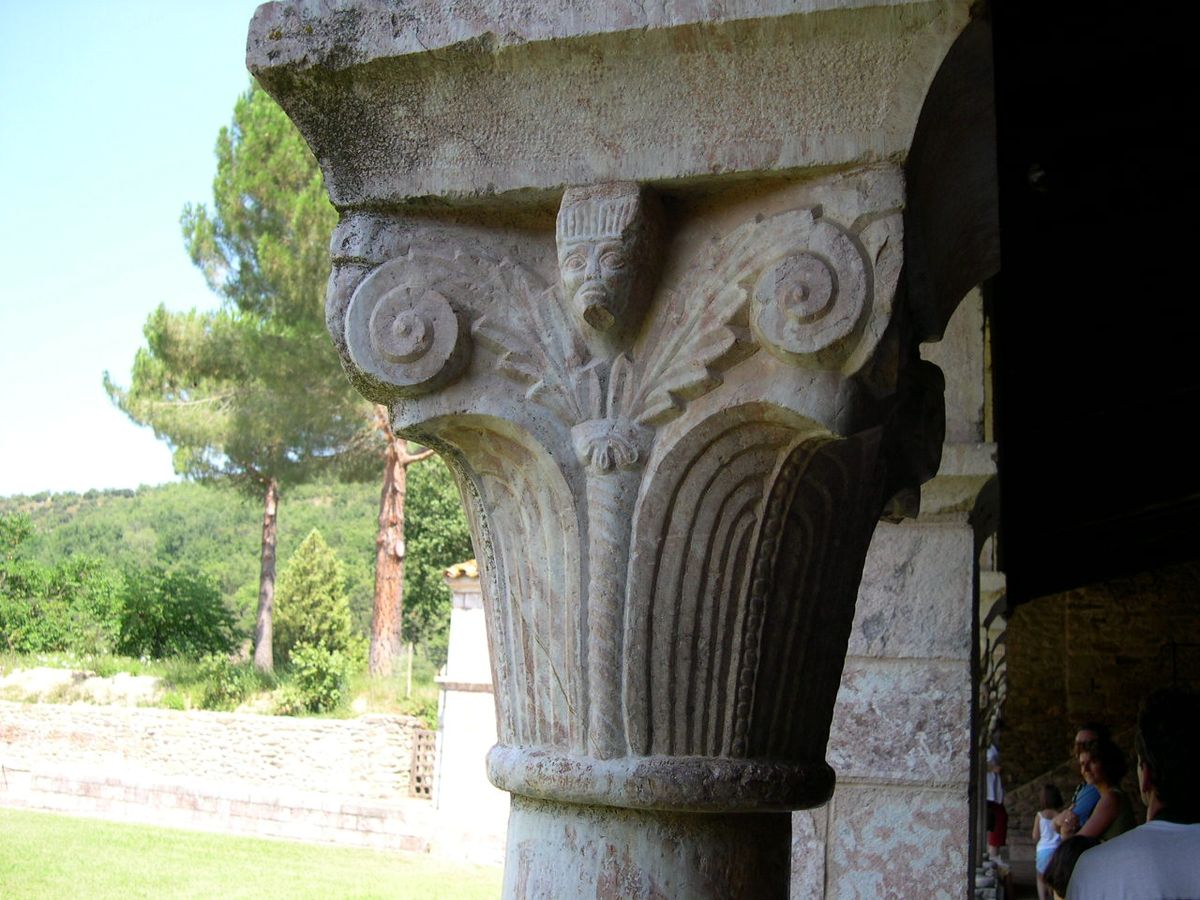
(504, 796), (791, 900)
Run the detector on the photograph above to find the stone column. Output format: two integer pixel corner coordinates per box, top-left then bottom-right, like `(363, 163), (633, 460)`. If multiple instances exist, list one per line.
(325, 171), (935, 897)
(786, 290), (999, 898)
(247, 3), (980, 896)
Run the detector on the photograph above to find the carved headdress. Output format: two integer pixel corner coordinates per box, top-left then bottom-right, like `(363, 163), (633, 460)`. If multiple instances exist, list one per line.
(556, 183), (643, 245)
(556, 182), (662, 337)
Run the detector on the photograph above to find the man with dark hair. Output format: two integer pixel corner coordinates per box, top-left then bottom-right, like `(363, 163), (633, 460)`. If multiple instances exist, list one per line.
(1066, 689), (1200, 899)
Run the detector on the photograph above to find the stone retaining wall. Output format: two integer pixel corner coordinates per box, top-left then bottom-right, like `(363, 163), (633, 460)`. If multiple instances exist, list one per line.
(0, 702), (450, 854)
(0, 702), (421, 800)
(0, 762), (433, 852)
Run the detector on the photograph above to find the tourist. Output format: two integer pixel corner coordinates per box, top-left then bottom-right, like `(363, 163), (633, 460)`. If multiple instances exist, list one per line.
(986, 723), (1007, 860)
(1045, 835), (1100, 900)
(1072, 737), (1136, 841)
(1066, 688), (1200, 899)
(1033, 783), (1064, 900)
(1054, 721), (1109, 837)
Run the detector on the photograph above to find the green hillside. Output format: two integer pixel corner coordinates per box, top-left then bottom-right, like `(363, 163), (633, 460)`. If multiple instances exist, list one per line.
(0, 459), (472, 643)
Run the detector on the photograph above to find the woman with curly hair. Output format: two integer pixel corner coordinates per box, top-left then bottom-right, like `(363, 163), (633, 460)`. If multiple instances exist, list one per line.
(1075, 737), (1137, 841)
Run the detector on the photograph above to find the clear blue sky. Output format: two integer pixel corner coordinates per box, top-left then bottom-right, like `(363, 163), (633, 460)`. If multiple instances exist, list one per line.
(0, 0), (266, 496)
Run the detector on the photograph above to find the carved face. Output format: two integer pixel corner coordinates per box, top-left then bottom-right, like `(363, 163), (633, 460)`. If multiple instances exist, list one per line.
(556, 182), (660, 338)
(558, 237), (635, 332)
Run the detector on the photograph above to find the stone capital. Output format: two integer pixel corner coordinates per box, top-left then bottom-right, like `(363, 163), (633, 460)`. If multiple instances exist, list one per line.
(249, 2), (982, 895)
(323, 167), (936, 806)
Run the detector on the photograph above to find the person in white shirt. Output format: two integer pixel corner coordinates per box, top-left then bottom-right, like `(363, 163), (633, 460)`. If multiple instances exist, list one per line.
(1065, 688), (1200, 900)
(1033, 783), (1065, 900)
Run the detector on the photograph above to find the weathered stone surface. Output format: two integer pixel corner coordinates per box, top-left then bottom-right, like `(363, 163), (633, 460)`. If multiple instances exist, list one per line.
(825, 785), (969, 899)
(504, 795), (791, 899)
(791, 806), (830, 900)
(0, 701), (420, 799)
(0, 702), (534, 857)
(921, 287), (985, 444)
(488, 746), (834, 812)
(0, 761), (434, 853)
(246, 1), (984, 895)
(850, 522), (974, 659)
(324, 163), (939, 892)
(249, 1), (971, 205)
(321, 165), (928, 813)
(828, 658), (971, 783)
(919, 441), (997, 518)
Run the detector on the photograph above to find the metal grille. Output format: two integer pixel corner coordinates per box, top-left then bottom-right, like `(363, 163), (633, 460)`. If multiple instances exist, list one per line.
(409, 728), (436, 799)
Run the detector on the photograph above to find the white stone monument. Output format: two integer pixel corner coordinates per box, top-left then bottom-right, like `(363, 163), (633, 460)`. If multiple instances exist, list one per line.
(433, 560), (509, 861)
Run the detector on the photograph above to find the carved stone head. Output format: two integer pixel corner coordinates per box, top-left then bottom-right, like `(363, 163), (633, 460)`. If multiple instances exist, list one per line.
(556, 182), (661, 336)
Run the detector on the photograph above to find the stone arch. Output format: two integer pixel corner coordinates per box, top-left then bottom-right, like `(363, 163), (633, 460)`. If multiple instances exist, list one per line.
(904, 18), (1001, 345)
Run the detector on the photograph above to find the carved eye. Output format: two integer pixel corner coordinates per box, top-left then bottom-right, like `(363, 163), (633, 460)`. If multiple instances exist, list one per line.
(563, 251), (587, 273)
(600, 250), (626, 270)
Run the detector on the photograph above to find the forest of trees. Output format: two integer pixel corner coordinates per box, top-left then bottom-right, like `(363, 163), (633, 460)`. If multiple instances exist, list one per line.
(0, 471), (470, 660)
(1, 83), (475, 697)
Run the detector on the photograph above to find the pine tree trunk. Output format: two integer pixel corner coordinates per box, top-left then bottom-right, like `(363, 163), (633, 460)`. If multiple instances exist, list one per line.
(369, 425), (407, 677)
(253, 477), (279, 672)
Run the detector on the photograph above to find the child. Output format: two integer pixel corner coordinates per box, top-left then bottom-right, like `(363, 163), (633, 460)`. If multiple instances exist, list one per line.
(1034, 783), (1065, 900)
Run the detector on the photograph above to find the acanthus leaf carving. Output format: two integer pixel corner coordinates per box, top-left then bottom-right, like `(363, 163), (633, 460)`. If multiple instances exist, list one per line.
(333, 170), (911, 788)
(438, 189), (903, 439)
(471, 276), (589, 425)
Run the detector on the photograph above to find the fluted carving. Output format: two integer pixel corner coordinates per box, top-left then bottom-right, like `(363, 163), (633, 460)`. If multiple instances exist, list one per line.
(329, 165), (932, 812)
(436, 418), (583, 752)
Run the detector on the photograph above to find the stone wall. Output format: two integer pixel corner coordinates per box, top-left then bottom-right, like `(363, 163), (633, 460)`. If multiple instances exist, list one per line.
(0, 702), (421, 800)
(1002, 560), (1200, 789)
(791, 519), (976, 899)
(0, 765), (434, 852)
(784, 287), (992, 898)
(0, 702), (441, 852)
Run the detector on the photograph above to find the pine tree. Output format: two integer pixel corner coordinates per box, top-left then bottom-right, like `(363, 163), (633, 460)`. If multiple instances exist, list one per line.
(273, 529), (353, 663)
(105, 84), (375, 671)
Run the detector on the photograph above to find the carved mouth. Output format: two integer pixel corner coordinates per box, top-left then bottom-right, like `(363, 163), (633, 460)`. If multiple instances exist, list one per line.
(576, 285), (616, 332)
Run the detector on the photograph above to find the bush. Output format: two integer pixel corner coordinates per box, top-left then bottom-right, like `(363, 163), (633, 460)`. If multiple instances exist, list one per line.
(403, 459), (473, 645)
(197, 653), (259, 711)
(53, 558), (124, 653)
(0, 512), (32, 560)
(277, 642), (351, 714)
(0, 512), (125, 655)
(274, 530), (353, 663)
(117, 567), (236, 659)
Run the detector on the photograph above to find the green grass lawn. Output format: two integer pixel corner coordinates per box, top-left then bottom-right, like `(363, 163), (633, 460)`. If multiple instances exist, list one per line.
(0, 808), (501, 899)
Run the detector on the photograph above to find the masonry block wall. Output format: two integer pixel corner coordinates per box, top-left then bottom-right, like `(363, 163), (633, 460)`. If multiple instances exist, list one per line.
(1003, 560), (1200, 789)
(792, 521), (975, 897)
(0, 703), (437, 851)
(789, 292), (989, 897)
(0, 703), (421, 798)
